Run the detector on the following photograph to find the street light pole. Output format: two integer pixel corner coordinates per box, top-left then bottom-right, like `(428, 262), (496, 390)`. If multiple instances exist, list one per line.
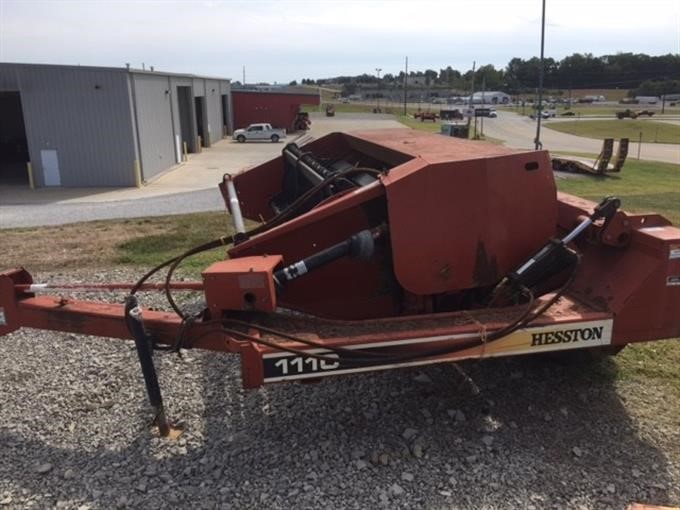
(375, 68), (382, 112)
(534, 0), (546, 150)
(403, 57), (408, 115)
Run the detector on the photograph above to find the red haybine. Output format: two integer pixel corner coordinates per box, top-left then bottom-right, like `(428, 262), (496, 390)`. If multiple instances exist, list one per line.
(2, 129), (678, 436)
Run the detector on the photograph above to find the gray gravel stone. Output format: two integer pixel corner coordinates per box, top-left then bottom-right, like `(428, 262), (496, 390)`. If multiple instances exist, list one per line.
(34, 463), (53, 474)
(389, 483), (405, 496)
(402, 428), (418, 440)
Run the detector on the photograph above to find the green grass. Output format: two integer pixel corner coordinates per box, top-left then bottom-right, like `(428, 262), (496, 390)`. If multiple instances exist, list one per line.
(616, 340), (680, 391)
(545, 119), (680, 144)
(556, 159), (680, 225)
(115, 212), (236, 274)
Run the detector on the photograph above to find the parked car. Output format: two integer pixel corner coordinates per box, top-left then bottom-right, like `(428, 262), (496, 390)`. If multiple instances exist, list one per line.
(232, 123), (286, 143)
(529, 110), (556, 120)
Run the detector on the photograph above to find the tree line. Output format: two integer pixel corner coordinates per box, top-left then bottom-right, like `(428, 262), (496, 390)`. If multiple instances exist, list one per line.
(292, 53), (679, 95)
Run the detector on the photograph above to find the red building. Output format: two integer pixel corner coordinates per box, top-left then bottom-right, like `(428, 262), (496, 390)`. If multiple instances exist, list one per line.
(231, 90), (320, 131)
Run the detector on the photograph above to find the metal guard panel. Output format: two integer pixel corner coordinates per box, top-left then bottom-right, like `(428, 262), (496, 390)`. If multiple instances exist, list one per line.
(384, 150), (557, 295)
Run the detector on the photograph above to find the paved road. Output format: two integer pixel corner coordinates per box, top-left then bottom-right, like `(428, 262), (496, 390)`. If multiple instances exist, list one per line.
(0, 188), (227, 228)
(483, 112), (679, 164)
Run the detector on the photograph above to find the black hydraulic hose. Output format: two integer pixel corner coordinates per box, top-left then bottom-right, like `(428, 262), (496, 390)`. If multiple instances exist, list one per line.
(222, 317), (388, 359)
(157, 166), (385, 320)
(273, 229), (376, 289)
(222, 285), (536, 367)
(129, 166), (383, 301)
(220, 293), (530, 367)
(163, 236), (236, 318)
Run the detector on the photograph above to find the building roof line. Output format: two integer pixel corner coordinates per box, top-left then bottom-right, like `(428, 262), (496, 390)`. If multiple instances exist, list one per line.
(0, 61), (231, 82)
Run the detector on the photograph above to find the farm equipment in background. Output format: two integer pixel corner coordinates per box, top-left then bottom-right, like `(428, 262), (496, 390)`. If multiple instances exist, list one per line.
(616, 109), (656, 120)
(616, 109), (638, 120)
(293, 111), (311, 131)
(551, 138), (629, 175)
(1, 129), (678, 436)
(414, 110), (439, 122)
(440, 109), (465, 121)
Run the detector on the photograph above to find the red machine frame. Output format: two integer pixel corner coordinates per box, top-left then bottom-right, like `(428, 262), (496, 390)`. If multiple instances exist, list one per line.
(1, 130), (678, 435)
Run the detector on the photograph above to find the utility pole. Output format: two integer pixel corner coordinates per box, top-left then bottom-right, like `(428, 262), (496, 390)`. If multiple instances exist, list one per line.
(242, 65), (246, 86)
(375, 68), (382, 112)
(481, 74), (486, 137)
(566, 79), (572, 110)
(468, 61), (476, 137)
(534, 0), (546, 150)
(403, 56), (408, 115)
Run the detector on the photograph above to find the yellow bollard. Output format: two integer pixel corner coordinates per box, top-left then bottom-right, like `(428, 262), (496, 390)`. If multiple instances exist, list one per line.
(26, 162), (35, 189)
(134, 160), (142, 188)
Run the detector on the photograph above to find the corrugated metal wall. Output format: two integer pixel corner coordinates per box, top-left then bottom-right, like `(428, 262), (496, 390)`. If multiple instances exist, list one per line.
(0, 64), (232, 187)
(203, 79), (221, 146)
(0, 64), (138, 187)
(131, 74), (177, 181)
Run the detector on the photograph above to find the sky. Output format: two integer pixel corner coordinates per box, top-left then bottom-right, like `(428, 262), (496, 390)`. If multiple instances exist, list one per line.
(1, 0), (678, 83)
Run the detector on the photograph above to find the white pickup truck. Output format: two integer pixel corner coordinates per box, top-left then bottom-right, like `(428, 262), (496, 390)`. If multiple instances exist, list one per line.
(232, 123), (286, 143)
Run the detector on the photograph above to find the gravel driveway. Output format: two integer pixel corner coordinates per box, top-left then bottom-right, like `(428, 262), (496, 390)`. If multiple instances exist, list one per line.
(0, 268), (677, 509)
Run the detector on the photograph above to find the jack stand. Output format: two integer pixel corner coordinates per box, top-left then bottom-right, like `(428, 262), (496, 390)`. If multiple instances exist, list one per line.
(125, 296), (183, 438)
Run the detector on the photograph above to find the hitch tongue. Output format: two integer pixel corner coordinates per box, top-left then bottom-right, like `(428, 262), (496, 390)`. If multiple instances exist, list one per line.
(125, 296), (183, 438)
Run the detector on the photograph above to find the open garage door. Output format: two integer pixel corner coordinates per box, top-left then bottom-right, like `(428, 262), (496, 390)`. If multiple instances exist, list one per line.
(176, 86), (197, 154)
(0, 91), (30, 186)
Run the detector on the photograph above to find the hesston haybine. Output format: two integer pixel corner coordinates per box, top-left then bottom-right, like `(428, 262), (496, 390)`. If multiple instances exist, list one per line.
(1, 129), (679, 436)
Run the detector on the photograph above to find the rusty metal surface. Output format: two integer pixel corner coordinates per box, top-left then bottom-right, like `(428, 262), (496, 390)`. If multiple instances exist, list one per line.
(383, 150), (557, 294)
(348, 128), (517, 165)
(202, 255), (281, 314)
(235, 294), (604, 344)
(557, 192), (680, 344)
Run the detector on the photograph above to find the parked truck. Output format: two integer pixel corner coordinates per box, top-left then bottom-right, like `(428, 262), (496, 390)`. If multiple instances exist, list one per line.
(232, 123), (286, 143)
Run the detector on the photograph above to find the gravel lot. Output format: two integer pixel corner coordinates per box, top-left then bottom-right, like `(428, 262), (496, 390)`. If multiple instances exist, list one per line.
(0, 268), (678, 509)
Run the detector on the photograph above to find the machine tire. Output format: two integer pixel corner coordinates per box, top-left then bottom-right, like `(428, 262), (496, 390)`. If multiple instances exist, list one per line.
(237, 135), (246, 143)
(271, 134), (280, 143)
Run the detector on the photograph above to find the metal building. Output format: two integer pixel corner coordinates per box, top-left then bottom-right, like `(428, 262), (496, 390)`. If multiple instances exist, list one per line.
(0, 63), (232, 188)
(231, 90), (320, 131)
